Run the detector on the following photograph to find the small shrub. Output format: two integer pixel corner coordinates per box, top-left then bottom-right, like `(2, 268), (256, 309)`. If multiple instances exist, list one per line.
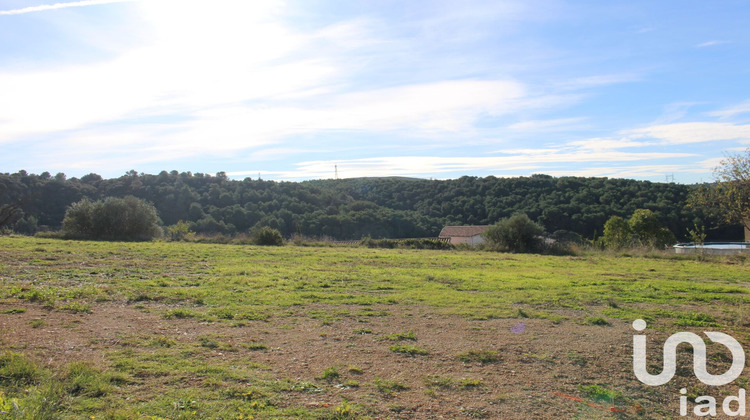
(1, 308), (26, 314)
(347, 365), (363, 374)
(373, 378), (408, 394)
(319, 366), (340, 383)
(380, 331), (417, 341)
(483, 214), (545, 253)
(456, 349), (500, 364)
(163, 308), (197, 319)
(459, 378), (485, 389)
(252, 226), (284, 246)
(584, 316), (610, 326)
(389, 344), (428, 356)
(245, 342), (268, 351)
(578, 384), (622, 402)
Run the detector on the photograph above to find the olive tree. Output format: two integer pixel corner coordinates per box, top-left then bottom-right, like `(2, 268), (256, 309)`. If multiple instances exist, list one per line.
(63, 196), (162, 241)
(483, 213), (545, 253)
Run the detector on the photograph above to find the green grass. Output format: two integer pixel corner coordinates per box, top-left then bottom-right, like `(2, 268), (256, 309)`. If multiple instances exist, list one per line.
(379, 330), (417, 341)
(0, 236), (749, 418)
(456, 350), (501, 364)
(2, 237), (748, 327)
(389, 344), (429, 356)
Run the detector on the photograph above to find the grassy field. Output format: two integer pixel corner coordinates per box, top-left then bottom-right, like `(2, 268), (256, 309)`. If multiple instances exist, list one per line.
(0, 236), (749, 419)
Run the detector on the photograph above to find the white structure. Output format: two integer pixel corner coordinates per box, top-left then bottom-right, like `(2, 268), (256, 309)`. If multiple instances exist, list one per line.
(438, 225), (489, 246)
(673, 243), (750, 255)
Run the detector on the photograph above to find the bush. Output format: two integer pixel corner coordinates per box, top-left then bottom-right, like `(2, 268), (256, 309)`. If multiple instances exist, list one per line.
(252, 226), (284, 246)
(165, 220), (195, 241)
(62, 196), (162, 241)
(482, 214), (545, 253)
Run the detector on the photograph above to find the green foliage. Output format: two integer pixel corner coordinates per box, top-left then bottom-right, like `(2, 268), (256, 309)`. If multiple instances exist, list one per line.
(2, 170), (712, 241)
(0, 352), (42, 388)
(602, 215), (632, 249)
(602, 209), (676, 249)
(686, 223), (707, 245)
(252, 226), (284, 246)
(165, 220), (195, 241)
(62, 196), (162, 241)
(319, 366), (340, 383)
(578, 384), (622, 402)
(689, 148), (750, 234)
(379, 331), (417, 341)
(483, 213), (544, 253)
(456, 350), (501, 364)
(389, 344), (429, 356)
(373, 378), (409, 394)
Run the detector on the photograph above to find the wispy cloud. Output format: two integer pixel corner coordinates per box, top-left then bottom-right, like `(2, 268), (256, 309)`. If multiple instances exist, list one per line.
(625, 122), (750, 145)
(0, 0), (134, 15)
(708, 100), (750, 119)
(696, 40), (729, 48)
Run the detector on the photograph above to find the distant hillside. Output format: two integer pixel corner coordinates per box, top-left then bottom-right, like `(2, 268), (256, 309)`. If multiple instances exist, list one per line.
(0, 170), (739, 240)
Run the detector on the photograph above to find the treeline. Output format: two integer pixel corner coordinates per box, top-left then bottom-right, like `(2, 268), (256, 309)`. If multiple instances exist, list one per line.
(0, 170), (739, 241)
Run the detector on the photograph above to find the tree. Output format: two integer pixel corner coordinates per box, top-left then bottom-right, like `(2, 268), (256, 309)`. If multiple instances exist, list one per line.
(602, 216), (632, 249)
(688, 148), (750, 235)
(602, 209), (675, 249)
(62, 196), (162, 241)
(252, 226), (284, 246)
(482, 213), (545, 253)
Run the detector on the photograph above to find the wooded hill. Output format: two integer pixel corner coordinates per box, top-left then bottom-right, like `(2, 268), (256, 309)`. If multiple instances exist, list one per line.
(0, 170), (739, 241)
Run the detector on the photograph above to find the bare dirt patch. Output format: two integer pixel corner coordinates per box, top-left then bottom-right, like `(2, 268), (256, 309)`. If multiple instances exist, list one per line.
(0, 302), (690, 419)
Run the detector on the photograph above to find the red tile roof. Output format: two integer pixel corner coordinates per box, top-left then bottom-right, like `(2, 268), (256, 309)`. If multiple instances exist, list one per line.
(438, 225), (490, 238)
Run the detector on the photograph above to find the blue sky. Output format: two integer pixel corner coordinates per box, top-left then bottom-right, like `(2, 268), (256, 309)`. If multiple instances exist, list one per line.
(1, 0), (749, 183)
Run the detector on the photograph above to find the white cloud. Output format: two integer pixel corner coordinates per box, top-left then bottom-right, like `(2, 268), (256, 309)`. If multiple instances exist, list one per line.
(0, 0), (134, 15)
(625, 122), (750, 145)
(696, 40), (729, 48)
(708, 100), (750, 119)
(508, 117), (588, 132)
(274, 145), (697, 180)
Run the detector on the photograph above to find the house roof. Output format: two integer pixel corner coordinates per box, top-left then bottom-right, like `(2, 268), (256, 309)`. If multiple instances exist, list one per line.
(438, 225), (490, 238)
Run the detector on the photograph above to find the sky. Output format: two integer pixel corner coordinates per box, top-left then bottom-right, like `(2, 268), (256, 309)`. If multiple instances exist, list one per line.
(1, 0), (749, 183)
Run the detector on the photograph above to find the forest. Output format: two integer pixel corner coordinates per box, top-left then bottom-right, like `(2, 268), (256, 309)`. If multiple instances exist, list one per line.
(0, 170), (741, 241)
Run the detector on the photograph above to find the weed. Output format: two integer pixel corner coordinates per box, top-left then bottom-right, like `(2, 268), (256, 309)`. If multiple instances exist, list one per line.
(347, 365), (364, 374)
(583, 316), (610, 326)
(198, 336), (219, 349)
(373, 378), (408, 394)
(424, 375), (454, 389)
(65, 362), (111, 397)
(389, 344), (429, 356)
(1, 308), (26, 314)
(163, 308), (198, 319)
(459, 378), (485, 389)
(0, 352), (42, 388)
(379, 330), (417, 341)
(578, 384), (622, 403)
(150, 336), (177, 348)
(29, 319), (46, 328)
(319, 366), (340, 383)
(457, 349), (500, 364)
(245, 342), (268, 351)
(59, 301), (91, 314)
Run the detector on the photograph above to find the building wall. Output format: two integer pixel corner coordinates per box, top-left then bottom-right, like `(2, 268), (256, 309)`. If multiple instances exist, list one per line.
(450, 235), (486, 246)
